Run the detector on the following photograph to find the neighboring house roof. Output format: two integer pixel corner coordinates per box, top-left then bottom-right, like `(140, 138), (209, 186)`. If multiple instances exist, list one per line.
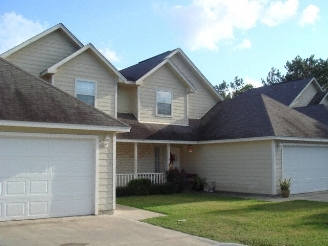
(295, 104), (328, 126)
(0, 58), (130, 132)
(40, 43), (127, 83)
(0, 23), (83, 58)
(309, 91), (328, 105)
(238, 78), (315, 106)
(117, 113), (200, 141)
(199, 94), (328, 141)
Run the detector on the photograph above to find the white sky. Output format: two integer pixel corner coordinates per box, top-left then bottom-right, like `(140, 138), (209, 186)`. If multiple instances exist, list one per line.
(0, 0), (326, 88)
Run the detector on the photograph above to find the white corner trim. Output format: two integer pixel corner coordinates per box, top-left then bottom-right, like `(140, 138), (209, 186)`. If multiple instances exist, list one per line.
(94, 136), (99, 215)
(0, 120), (130, 133)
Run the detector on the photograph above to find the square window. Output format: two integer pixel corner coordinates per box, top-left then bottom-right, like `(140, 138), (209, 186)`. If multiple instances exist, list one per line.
(156, 90), (172, 116)
(76, 80), (96, 106)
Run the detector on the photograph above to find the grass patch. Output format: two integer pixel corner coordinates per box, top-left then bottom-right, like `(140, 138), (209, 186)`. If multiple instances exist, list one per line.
(117, 193), (328, 246)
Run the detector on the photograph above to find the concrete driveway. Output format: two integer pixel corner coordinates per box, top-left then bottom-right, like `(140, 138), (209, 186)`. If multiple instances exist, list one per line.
(0, 206), (243, 246)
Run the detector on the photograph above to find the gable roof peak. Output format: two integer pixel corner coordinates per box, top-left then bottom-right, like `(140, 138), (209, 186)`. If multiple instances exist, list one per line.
(0, 23), (84, 59)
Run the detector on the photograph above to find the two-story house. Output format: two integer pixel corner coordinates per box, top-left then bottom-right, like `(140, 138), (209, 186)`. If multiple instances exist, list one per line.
(1, 23), (328, 221)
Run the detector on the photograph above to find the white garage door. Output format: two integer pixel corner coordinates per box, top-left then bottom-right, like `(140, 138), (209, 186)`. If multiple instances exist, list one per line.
(0, 136), (95, 221)
(282, 145), (328, 194)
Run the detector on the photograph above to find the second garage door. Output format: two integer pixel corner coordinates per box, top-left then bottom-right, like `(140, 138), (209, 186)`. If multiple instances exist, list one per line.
(0, 135), (96, 221)
(282, 145), (328, 194)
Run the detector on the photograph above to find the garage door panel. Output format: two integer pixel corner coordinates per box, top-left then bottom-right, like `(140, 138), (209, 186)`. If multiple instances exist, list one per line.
(6, 181), (27, 196)
(0, 136), (96, 221)
(283, 145), (328, 194)
(29, 201), (48, 216)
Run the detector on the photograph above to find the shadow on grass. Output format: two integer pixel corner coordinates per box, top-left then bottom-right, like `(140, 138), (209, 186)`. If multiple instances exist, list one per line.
(117, 191), (247, 209)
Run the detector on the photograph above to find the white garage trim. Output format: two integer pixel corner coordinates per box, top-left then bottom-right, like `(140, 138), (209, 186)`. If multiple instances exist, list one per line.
(271, 141), (277, 195)
(0, 120), (130, 133)
(0, 132), (99, 220)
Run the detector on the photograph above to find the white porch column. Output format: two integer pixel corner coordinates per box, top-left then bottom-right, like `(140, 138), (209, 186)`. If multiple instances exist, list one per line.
(166, 143), (171, 171)
(134, 142), (138, 179)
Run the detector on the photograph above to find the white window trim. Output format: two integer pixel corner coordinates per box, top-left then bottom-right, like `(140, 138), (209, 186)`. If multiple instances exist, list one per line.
(156, 89), (173, 117)
(75, 79), (97, 107)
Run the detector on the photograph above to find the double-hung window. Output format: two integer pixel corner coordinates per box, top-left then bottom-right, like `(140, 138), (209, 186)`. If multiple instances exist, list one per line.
(156, 90), (172, 116)
(75, 80), (96, 106)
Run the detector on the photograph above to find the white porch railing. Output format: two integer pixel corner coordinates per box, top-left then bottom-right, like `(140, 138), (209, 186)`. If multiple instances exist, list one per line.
(116, 173), (166, 187)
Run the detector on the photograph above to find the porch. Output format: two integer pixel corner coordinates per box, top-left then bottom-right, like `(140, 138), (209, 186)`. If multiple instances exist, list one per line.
(116, 141), (193, 187)
(116, 173), (166, 187)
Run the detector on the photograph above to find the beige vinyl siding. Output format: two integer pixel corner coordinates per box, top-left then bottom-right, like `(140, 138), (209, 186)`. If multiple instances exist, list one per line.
(98, 132), (115, 212)
(117, 84), (138, 117)
(275, 141), (283, 194)
(180, 141), (274, 195)
(170, 53), (220, 119)
(139, 64), (188, 125)
(116, 142), (134, 173)
(5, 29), (80, 78)
(290, 82), (319, 107)
(54, 50), (117, 115)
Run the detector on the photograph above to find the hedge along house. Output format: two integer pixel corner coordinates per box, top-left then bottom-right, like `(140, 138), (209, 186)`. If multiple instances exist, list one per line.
(0, 58), (129, 221)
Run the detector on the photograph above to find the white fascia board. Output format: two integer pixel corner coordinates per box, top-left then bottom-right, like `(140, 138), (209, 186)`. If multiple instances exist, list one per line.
(0, 120), (130, 133)
(168, 48), (223, 101)
(118, 136), (328, 145)
(135, 59), (196, 92)
(1, 23), (83, 58)
(289, 78), (322, 107)
(40, 44), (128, 83)
(116, 139), (196, 145)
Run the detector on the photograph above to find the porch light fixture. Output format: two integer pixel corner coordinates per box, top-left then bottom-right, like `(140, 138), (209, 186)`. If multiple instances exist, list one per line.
(188, 145), (193, 153)
(104, 135), (110, 148)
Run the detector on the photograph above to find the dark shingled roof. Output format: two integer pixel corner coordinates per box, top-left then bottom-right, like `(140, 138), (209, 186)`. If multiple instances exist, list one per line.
(120, 50), (173, 81)
(237, 78), (313, 106)
(117, 113), (200, 141)
(0, 58), (129, 128)
(295, 104), (328, 126)
(199, 94), (328, 141)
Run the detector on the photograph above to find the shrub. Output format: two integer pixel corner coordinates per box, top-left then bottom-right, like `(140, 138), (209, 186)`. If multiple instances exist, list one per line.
(127, 178), (152, 195)
(116, 186), (133, 197)
(166, 168), (185, 193)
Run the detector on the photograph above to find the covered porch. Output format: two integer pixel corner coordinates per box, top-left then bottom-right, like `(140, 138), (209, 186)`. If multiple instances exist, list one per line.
(116, 141), (193, 187)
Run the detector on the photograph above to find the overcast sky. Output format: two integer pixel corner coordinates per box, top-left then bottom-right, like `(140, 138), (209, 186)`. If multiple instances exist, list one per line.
(0, 0), (326, 87)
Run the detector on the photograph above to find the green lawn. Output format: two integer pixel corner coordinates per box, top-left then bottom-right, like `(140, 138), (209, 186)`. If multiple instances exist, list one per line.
(117, 193), (328, 246)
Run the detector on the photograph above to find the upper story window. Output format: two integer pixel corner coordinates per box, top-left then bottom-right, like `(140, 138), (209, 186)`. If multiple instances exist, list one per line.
(75, 80), (96, 106)
(156, 90), (172, 116)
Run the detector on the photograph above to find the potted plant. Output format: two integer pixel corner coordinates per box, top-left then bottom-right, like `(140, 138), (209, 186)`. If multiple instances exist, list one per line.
(279, 178), (291, 198)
